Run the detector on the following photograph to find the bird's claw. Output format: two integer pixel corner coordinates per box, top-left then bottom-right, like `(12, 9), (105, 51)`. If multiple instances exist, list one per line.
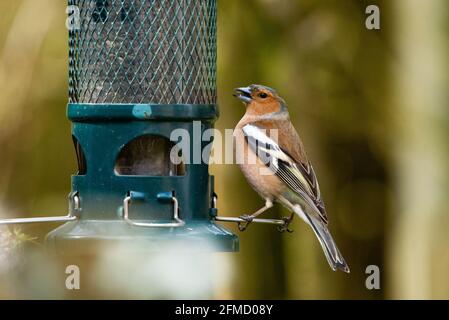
(238, 215), (254, 232)
(277, 217), (294, 233)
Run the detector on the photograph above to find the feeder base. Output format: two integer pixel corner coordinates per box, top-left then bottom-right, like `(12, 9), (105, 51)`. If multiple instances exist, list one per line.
(45, 220), (239, 255)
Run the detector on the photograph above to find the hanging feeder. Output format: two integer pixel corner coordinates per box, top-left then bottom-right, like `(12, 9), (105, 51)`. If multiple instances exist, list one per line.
(0, 0), (290, 254)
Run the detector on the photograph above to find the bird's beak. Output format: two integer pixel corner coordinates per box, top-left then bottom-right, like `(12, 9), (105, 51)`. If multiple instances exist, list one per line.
(233, 87), (253, 104)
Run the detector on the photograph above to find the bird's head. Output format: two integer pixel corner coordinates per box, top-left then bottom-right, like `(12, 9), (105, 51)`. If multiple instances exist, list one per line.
(233, 84), (287, 116)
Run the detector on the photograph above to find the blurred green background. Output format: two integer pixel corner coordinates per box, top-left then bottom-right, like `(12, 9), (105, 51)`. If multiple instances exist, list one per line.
(0, 0), (448, 299)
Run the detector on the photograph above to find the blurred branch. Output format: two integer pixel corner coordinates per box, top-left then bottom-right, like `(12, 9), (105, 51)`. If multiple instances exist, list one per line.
(389, 0), (448, 299)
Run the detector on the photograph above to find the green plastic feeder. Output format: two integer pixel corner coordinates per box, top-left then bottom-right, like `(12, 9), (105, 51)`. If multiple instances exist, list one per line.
(1, 0), (238, 253)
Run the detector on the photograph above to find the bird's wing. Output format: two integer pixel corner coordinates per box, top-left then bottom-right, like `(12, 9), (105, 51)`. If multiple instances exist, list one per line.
(242, 123), (328, 224)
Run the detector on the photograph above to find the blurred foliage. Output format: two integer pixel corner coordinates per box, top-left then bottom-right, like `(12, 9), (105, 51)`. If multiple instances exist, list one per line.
(0, 0), (448, 299)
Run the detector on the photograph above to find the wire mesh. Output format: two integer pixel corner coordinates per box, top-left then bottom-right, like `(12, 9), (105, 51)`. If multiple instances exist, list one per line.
(68, 0), (217, 104)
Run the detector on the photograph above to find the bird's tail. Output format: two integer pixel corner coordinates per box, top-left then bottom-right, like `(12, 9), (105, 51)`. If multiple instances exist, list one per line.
(293, 206), (350, 273)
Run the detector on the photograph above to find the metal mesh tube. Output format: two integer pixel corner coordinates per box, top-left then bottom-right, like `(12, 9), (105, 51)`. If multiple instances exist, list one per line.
(68, 0), (217, 104)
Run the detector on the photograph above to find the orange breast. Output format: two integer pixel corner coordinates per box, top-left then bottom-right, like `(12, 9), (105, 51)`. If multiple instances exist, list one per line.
(233, 128), (285, 200)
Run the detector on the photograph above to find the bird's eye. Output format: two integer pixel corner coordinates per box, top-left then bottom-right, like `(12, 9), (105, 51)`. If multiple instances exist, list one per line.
(258, 92), (268, 99)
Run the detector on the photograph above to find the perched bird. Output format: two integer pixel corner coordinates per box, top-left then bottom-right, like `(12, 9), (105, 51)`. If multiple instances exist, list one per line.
(233, 84), (350, 273)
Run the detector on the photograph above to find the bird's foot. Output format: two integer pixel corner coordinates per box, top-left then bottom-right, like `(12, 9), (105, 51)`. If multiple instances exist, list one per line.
(277, 216), (294, 233)
(238, 215), (254, 232)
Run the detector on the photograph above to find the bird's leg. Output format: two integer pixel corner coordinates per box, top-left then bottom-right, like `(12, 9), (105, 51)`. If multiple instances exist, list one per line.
(238, 199), (273, 231)
(278, 212), (295, 233)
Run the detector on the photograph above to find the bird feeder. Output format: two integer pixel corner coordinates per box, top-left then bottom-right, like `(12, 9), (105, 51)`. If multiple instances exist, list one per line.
(0, 0), (240, 253)
(0, 0), (293, 255)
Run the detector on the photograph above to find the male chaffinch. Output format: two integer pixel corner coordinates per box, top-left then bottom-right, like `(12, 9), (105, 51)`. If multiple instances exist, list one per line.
(233, 84), (349, 273)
